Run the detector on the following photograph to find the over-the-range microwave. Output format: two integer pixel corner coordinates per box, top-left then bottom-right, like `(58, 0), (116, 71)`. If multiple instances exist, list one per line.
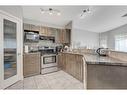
(24, 30), (39, 42)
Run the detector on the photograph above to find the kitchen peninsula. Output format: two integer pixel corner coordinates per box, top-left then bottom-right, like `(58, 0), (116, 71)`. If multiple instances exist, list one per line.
(58, 50), (127, 89)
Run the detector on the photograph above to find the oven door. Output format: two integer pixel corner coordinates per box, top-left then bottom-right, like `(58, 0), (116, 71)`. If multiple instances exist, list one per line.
(43, 55), (56, 64)
(41, 55), (57, 68)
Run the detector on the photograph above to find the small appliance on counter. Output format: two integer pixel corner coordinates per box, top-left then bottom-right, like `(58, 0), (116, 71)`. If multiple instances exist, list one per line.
(56, 45), (63, 54)
(24, 45), (39, 53)
(96, 48), (108, 56)
(63, 45), (69, 52)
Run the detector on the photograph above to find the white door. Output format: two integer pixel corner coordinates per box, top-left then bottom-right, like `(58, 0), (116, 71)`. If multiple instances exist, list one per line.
(0, 11), (23, 89)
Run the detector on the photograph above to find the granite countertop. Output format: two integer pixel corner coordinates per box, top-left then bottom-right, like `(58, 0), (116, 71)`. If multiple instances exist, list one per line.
(83, 54), (127, 66)
(61, 52), (127, 66)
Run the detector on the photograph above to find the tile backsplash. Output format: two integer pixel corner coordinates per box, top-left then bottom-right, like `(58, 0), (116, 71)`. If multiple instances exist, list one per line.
(24, 40), (62, 51)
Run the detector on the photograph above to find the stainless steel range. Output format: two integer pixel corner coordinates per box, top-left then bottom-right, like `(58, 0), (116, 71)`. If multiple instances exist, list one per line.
(39, 46), (58, 74)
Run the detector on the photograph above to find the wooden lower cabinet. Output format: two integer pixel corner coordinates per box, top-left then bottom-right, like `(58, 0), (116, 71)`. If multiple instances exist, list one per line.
(23, 52), (41, 77)
(58, 53), (83, 82)
(58, 53), (66, 70)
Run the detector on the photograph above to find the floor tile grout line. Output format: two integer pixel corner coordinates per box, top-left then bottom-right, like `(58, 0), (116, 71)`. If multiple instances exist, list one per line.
(33, 76), (39, 89)
(43, 75), (52, 89)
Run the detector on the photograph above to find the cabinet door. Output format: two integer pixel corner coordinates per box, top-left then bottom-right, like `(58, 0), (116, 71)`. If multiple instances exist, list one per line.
(55, 29), (61, 43)
(58, 53), (62, 69)
(23, 53), (40, 77)
(24, 23), (40, 31)
(62, 29), (66, 43)
(23, 23), (31, 30)
(66, 29), (71, 44)
(31, 24), (40, 31)
(39, 26), (48, 36)
(58, 53), (66, 70)
(39, 26), (45, 36)
(48, 27), (56, 37)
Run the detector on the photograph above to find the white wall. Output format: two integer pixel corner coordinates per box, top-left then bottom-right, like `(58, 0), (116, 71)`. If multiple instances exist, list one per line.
(0, 6), (24, 84)
(23, 18), (64, 29)
(100, 23), (127, 51)
(71, 28), (99, 49)
(0, 6), (23, 19)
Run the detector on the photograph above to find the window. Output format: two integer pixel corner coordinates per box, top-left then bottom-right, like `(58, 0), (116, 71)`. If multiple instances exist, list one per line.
(115, 34), (127, 52)
(100, 36), (107, 48)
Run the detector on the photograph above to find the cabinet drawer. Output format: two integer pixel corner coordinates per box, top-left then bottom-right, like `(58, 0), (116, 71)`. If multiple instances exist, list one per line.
(41, 67), (58, 74)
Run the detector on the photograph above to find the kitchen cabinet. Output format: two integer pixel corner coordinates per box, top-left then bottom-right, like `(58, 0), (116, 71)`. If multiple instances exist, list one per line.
(23, 23), (31, 30)
(23, 23), (40, 31)
(23, 23), (71, 44)
(39, 26), (47, 36)
(56, 29), (71, 44)
(66, 29), (71, 44)
(39, 26), (56, 37)
(58, 53), (83, 82)
(23, 52), (41, 77)
(31, 24), (40, 31)
(58, 53), (66, 70)
(48, 27), (57, 37)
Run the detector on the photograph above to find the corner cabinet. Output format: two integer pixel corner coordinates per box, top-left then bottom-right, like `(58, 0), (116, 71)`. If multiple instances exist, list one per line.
(0, 10), (23, 89)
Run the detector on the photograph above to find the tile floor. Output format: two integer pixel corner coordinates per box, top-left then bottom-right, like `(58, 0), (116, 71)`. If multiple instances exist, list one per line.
(6, 70), (84, 90)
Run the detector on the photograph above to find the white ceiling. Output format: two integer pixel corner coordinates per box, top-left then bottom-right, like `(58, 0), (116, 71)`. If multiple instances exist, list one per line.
(22, 6), (127, 33)
(22, 6), (88, 27)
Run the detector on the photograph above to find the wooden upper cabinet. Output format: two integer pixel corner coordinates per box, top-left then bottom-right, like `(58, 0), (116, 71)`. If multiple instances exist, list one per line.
(39, 26), (47, 36)
(23, 23), (71, 44)
(55, 29), (62, 43)
(31, 24), (40, 31)
(66, 29), (71, 44)
(23, 23), (40, 31)
(48, 27), (57, 37)
(56, 29), (70, 44)
(39, 27), (56, 37)
(23, 23), (31, 30)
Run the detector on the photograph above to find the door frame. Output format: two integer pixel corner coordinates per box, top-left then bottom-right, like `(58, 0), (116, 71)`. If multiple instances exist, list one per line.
(0, 10), (23, 89)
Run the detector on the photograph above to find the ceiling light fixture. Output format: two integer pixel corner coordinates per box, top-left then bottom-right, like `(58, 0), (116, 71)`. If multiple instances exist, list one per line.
(40, 8), (61, 16)
(80, 8), (91, 19)
(122, 13), (127, 17)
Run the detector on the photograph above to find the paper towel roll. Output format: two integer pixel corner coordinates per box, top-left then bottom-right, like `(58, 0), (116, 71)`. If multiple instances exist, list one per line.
(24, 45), (29, 53)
